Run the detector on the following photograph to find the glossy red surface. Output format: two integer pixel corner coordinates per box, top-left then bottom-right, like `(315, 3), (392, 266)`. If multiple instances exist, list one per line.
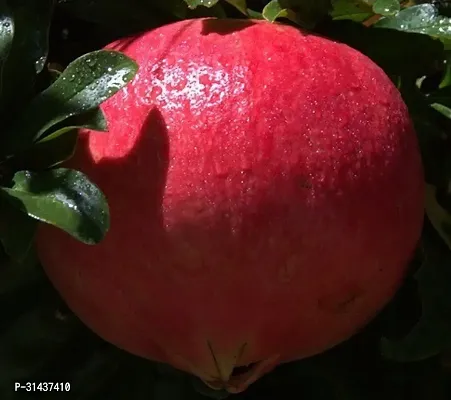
(37, 18), (424, 393)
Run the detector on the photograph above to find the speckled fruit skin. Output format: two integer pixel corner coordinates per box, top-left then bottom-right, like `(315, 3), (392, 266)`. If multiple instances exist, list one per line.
(36, 18), (424, 393)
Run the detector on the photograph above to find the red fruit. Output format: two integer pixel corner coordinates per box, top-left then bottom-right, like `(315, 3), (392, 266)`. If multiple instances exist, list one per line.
(36, 18), (424, 393)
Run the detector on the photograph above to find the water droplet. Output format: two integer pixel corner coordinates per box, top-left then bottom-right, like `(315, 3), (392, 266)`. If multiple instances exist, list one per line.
(85, 58), (96, 67)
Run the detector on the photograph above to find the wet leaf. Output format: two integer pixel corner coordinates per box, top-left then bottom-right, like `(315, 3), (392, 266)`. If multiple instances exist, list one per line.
(372, 0), (400, 17)
(0, 168), (110, 245)
(375, 4), (451, 44)
(330, 0), (373, 22)
(316, 20), (444, 78)
(9, 109), (104, 171)
(3, 50), (137, 155)
(184, 0), (219, 9)
(39, 107), (108, 142)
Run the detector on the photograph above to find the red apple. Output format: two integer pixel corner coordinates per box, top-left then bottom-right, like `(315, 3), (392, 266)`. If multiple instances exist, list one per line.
(36, 18), (424, 393)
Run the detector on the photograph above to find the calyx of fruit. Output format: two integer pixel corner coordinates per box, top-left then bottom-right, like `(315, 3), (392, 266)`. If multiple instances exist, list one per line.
(36, 18), (424, 393)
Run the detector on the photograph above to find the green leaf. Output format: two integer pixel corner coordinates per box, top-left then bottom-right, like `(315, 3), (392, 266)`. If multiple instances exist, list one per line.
(317, 20), (444, 78)
(430, 102), (451, 120)
(426, 84), (451, 120)
(375, 4), (451, 44)
(0, 196), (37, 262)
(0, 168), (110, 245)
(262, 0), (331, 28)
(372, 0), (400, 17)
(186, 1), (227, 17)
(184, 0), (219, 9)
(39, 107), (108, 143)
(3, 50), (137, 155)
(381, 222), (451, 361)
(330, 0), (373, 22)
(8, 108), (105, 171)
(262, 0), (299, 23)
(12, 130), (78, 171)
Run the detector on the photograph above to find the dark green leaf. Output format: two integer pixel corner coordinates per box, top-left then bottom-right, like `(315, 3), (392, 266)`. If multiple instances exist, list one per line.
(7, 108), (104, 171)
(262, 0), (331, 28)
(375, 4), (451, 44)
(184, 0), (219, 9)
(0, 168), (110, 245)
(12, 130), (78, 171)
(186, 1), (227, 18)
(330, 0), (373, 22)
(381, 222), (451, 361)
(317, 19), (444, 78)
(0, 0), (53, 121)
(3, 50), (137, 155)
(372, 0), (400, 17)
(39, 107), (108, 142)
(0, 195), (37, 262)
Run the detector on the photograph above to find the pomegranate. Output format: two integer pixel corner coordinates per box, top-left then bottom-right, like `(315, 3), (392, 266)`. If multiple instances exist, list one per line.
(36, 18), (424, 393)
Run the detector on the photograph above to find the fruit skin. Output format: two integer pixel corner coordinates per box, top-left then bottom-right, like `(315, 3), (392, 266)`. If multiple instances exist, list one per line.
(36, 18), (424, 393)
